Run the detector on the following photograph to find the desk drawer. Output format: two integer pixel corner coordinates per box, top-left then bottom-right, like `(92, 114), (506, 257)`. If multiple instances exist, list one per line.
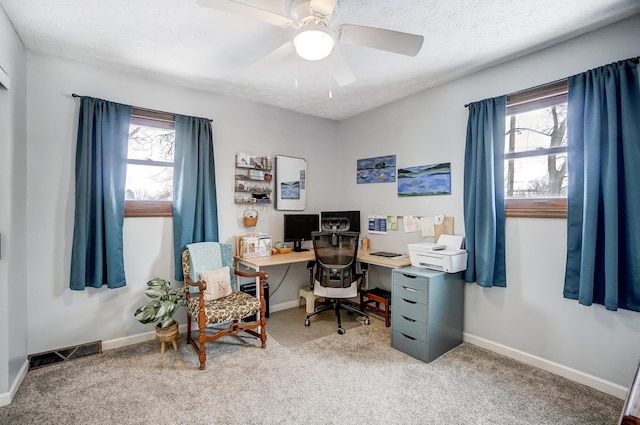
(392, 294), (427, 319)
(392, 330), (427, 362)
(392, 275), (428, 304)
(392, 313), (426, 342)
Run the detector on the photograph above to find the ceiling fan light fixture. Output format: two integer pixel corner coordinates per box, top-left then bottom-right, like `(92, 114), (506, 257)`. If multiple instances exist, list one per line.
(293, 24), (335, 61)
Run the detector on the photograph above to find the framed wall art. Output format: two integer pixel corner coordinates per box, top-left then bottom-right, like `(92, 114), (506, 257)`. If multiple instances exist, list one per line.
(356, 155), (396, 184)
(398, 162), (451, 196)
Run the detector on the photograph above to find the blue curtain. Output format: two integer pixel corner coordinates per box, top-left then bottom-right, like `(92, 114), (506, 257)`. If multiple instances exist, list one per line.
(70, 97), (132, 290)
(564, 59), (640, 311)
(173, 115), (219, 280)
(463, 96), (507, 287)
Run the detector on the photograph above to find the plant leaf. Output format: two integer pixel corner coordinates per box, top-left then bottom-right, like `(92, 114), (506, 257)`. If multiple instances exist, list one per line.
(144, 288), (164, 298)
(135, 304), (159, 324)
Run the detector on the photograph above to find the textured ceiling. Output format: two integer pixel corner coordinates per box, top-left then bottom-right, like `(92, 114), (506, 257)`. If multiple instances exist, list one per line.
(2, 0), (640, 120)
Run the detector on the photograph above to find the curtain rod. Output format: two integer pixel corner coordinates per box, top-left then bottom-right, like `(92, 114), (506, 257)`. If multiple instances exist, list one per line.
(71, 93), (213, 122)
(463, 56), (640, 108)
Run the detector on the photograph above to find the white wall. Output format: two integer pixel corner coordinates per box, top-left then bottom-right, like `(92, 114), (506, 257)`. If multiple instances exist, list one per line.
(25, 54), (339, 355)
(0, 4), (28, 405)
(338, 14), (640, 394)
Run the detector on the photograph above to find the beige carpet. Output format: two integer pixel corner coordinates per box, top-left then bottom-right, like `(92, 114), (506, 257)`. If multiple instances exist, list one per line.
(267, 304), (366, 347)
(0, 311), (624, 425)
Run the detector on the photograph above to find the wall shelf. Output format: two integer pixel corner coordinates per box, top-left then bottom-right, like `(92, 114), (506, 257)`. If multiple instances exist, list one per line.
(234, 153), (273, 205)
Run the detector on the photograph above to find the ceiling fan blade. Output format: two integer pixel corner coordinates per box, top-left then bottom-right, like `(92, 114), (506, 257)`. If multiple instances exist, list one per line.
(337, 24), (424, 57)
(310, 0), (338, 17)
(330, 48), (355, 87)
(197, 0), (293, 28)
(245, 41), (295, 73)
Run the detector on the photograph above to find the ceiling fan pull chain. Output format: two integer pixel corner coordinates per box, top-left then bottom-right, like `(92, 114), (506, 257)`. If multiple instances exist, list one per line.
(294, 54), (299, 88)
(328, 53), (333, 99)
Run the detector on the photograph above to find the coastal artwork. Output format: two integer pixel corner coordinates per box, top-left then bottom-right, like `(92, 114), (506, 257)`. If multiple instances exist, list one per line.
(280, 181), (300, 199)
(397, 162), (451, 196)
(356, 155), (396, 184)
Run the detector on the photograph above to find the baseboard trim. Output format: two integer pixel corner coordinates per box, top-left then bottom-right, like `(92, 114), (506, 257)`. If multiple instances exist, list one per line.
(0, 359), (29, 407)
(102, 324), (189, 351)
(271, 300), (299, 313)
(463, 333), (628, 399)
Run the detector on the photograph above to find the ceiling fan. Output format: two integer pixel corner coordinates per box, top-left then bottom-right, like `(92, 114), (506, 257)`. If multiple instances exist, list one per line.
(197, 0), (424, 86)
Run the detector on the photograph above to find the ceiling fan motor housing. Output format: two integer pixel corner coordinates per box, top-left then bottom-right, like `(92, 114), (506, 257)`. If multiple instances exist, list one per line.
(290, 0), (318, 23)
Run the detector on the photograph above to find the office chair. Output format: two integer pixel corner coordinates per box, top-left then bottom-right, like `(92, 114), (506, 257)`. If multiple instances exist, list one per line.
(182, 242), (267, 370)
(304, 230), (370, 334)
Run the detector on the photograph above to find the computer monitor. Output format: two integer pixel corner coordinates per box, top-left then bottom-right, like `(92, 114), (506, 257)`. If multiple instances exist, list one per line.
(320, 210), (361, 234)
(283, 214), (320, 252)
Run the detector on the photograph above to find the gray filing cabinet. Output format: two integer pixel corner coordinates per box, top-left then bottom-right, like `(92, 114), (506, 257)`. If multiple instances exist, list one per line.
(391, 266), (464, 363)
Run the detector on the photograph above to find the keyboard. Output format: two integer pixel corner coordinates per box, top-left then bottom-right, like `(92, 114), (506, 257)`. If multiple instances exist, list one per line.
(369, 251), (407, 259)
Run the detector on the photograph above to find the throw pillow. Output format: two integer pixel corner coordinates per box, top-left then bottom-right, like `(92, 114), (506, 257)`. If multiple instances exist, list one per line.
(200, 266), (232, 301)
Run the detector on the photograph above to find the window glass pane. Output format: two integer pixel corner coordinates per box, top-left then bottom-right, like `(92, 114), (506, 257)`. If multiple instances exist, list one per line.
(505, 102), (567, 201)
(504, 154), (567, 198)
(128, 125), (175, 162)
(125, 164), (173, 201)
(505, 103), (567, 153)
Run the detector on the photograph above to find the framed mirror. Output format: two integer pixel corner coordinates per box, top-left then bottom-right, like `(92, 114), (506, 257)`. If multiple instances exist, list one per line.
(275, 155), (307, 210)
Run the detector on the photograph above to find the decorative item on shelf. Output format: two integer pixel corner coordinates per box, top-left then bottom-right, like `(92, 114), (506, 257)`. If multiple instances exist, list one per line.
(134, 277), (186, 354)
(249, 169), (265, 180)
(244, 208), (258, 227)
(264, 173), (272, 182)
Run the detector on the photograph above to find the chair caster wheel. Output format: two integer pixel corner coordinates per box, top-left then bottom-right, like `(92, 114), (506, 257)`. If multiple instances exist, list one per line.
(364, 318), (370, 325)
(338, 328), (345, 335)
(304, 319), (310, 326)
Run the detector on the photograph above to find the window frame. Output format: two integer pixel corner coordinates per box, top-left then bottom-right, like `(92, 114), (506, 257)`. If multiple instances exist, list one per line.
(505, 80), (568, 219)
(124, 108), (175, 218)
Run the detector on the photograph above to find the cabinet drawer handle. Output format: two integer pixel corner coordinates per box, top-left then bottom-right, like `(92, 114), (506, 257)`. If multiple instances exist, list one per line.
(402, 274), (417, 279)
(402, 298), (416, 304)
(401, 316), (416, 322)
(401, 333), (416, 341)
(401, 286), (417, 292)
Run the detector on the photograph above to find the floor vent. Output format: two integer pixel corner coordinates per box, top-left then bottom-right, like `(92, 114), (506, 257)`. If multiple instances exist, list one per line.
(28, 341), (102, 370)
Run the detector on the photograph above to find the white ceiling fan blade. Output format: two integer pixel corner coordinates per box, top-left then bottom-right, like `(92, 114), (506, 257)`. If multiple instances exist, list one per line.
(197, 0), (293, 28)
(310, 0), (338, 17)
(245, 41), (295, 73)
(330, 48), (355, 86)
(337, 24), (424, 57)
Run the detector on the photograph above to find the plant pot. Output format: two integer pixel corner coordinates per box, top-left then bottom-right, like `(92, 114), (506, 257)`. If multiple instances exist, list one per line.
(156, 321), (179, 353)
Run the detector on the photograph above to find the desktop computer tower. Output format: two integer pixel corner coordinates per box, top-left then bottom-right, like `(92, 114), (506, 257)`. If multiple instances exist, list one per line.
(240, 281), (270, 320)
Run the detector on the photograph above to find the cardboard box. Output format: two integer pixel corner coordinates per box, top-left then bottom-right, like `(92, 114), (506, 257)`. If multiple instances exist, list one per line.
(237, 233), (272, 258)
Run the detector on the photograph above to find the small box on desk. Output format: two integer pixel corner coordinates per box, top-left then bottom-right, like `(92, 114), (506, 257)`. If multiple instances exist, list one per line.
(237, 233), (272, 258)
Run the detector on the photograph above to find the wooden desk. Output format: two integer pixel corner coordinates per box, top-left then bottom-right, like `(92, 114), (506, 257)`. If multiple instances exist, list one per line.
(358, 251), (411, 269)
(235, 250), (410, 271)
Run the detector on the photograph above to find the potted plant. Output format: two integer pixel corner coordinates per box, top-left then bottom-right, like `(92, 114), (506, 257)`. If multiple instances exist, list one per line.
(134, 277), (186, 352)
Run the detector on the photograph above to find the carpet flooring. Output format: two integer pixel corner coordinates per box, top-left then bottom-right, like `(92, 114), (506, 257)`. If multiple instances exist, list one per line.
(267, 303), (365, 346)
(0, 308), (624, 425)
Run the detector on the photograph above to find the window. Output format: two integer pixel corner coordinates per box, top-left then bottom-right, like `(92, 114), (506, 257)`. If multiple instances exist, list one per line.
(124, 109), (175, 217)
(504, 80), (568, 218)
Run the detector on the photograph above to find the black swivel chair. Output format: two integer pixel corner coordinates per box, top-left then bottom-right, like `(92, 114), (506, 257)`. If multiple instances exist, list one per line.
(304, 229), (370, 334)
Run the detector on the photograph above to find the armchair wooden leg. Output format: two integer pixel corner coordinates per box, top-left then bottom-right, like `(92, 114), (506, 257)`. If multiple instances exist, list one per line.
(260, 316), (267, 349)
(198, 308), (207, 370)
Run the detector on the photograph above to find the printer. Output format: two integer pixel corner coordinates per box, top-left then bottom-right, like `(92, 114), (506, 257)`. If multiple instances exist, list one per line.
(407, 235), (467, 273)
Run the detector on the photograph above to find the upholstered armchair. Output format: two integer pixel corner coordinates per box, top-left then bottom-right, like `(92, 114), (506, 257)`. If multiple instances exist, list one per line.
(182, 242), (267, 370)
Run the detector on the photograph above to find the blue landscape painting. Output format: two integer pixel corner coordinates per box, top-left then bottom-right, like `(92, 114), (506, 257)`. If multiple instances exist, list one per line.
(397, 163), (451, 196)
(280, 181), (300, 199)
(356, 155), (396, 184)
